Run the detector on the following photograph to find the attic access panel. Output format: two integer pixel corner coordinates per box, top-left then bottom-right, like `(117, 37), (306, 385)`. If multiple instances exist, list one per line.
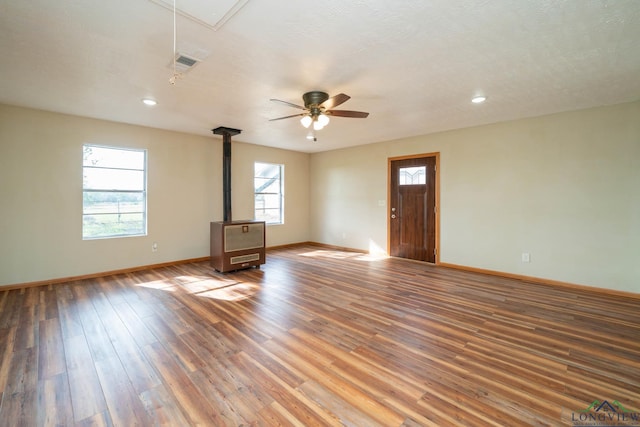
(148, 0), (249, 30)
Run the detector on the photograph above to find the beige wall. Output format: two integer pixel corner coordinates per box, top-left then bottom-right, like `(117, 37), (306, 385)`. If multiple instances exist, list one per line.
(0, 105), (309, 286)
(231, 142), (309, 247)
(2, 101), (638, 293)
(310, 101), (640, 293)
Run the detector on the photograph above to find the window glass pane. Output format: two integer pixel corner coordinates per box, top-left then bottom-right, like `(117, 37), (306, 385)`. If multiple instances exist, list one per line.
(83, 145), (144, 169)
(255, 208), (281, 224)
(254, 162), (283, 224)
(255, 163), (280, 178)
(83, 213), (145, 239)
(83, 144), (147, 239)
(399, 166), (426, 185)
(83, 192), (144, 214)
(258, 194), (281, 209)
(83, 168), (144, 191)
(254, 177), (281, 194)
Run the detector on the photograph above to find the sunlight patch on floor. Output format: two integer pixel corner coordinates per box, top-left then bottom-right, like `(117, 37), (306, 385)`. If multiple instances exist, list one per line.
(300, 250), (362, 259)
(174, 275), (214, 283)
(137, 274), (260, 301)
(356, 253), (389, 261)
(368, 239), (389, 260)
(195, 282), (260, 301)
(136, 279), (177, 291)
(300, 248), (388, 262)
(181, 279), (230, 294)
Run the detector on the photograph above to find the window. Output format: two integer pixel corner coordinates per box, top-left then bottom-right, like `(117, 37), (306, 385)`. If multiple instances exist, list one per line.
(82, 144), (147, 239)
(254, 162), (283, 224)
(399, 166), (426, 185)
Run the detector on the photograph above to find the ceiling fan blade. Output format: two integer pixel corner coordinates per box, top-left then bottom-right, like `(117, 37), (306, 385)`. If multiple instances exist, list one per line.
(270, 98), (306, 110)
(269, 113), (306, 121)
(320, 93), (350, 110)
(326, 110), (369, 118)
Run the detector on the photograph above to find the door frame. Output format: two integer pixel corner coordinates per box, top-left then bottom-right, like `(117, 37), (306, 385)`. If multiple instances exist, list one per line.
(387, 152), (440, 264)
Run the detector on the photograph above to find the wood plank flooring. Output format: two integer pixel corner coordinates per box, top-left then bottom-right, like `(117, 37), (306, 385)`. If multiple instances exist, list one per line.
(0, 244), (639, 426)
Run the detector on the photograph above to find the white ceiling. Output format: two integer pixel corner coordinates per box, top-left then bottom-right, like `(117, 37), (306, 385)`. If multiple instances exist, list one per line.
(1, 0), (639, 153)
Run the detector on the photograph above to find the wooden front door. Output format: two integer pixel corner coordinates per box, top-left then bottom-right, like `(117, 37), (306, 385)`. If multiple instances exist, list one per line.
(389, 155), (437, 262)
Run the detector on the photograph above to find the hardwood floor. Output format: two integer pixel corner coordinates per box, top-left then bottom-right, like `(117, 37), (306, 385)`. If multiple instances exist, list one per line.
(0, 244), (638, 426)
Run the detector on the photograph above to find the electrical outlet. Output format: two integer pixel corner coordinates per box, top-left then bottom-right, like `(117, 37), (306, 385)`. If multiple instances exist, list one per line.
(521, 252), (530, 263)
(152, 242), (158, 252)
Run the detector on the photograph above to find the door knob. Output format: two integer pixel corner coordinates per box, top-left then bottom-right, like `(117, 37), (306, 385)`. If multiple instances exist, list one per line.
(391, 214), (396, 219)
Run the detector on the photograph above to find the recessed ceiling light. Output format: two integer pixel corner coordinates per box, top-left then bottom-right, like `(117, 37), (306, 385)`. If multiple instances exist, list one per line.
(142, 98), (157, 106)
(471, 96), (487, 104)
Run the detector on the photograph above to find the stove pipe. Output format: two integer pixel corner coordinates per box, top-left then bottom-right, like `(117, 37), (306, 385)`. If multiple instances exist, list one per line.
(212, 126), (242, 222)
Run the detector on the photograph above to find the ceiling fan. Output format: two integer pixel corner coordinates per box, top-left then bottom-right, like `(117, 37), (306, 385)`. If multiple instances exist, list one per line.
(269, 91), (369, 134)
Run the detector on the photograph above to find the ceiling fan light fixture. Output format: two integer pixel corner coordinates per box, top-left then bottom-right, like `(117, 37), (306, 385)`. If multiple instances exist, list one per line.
(300, 115), (313, 128)
(269, 91), (369, 136)
(317, 113), (330, 127)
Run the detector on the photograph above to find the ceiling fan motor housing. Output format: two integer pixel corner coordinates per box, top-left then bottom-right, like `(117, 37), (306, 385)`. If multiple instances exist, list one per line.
(303, 91), (329, 108)
(269, 91), (368, 124)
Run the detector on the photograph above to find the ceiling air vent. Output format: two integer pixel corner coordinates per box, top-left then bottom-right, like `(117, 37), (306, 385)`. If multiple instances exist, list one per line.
(170, 53), (200, 73)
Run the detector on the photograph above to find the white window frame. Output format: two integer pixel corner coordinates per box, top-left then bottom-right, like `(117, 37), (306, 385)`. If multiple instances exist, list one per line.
(254, 162), (284, 225)
(82, 144), (147, 239)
